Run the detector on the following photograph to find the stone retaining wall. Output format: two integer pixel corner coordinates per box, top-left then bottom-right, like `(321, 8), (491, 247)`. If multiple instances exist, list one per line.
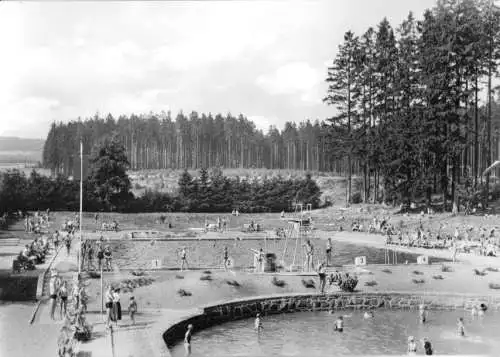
(162, 292), (500, 349)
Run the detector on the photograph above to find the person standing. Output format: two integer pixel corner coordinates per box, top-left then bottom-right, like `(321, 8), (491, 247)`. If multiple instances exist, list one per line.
(184, 324), (193, 356)
(112, 288), (122, 326)
(317, 262), (327, 294)
(105, 286), (114, 328)
(49, 271), (60, 320)
(422, 338), (433, 355)
(180, 247), (189, 271)
(457, 317), (465, 337)
(128, 296), (138, 325)
(326, 238), (332, 266)
(87, 242), (94, 271)
(223, 246), (230, 271)
(97, 244), (104, 271)
(304, 240), (314, 272)
(407, 336), (417, 355)
(65, 235), (72, 257)
(254, 313), (263, 333)
(104, 245), (113, 272)
(58, 280), (69, 319)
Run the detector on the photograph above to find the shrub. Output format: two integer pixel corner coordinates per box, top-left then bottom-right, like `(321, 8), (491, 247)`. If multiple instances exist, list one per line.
(131, 270), (146, 276)
(412, 270), (423, 275)
(351, 192), (362, 204)
(271, 276), (286, 288)
(225, 279), (240, 287)
(432, 275), (444, 280)
(473, 269), (487, 276)
(200, 275), (212, 281)
(485, 267), (499, 272)
(364, 280), (377, 287)
(488, 283), (500, 289)
(381, 269), (392, 274)
(302, 279), (316, 289)
(203, 270), (212, 274)
(338, 275), (358, 292)
(412, 279), (425, 284)
(175, 275), (184, 279)
(441, 265), (453, 273)
(177, 289), (192, 296)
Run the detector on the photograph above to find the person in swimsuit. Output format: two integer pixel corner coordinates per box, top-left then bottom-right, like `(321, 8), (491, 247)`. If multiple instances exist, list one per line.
(326, 238), (332, 266)
(407, 336), (417, 355)
(48, 271), (60, 320)
(104, 245), (112, 271)
(105, 286), (114, 328)
(223, 246), (230, 271)
(317, 262), (327, 294)
(180, 247), (189, 271)
(128, 296), (138, 325)
(254, 313), (263, 333)
(58, 280), (68, 319)
(334, 316), (344, 332)
(457, 317), (465, 336)
(419, 304), (427, 324)
(65, 235), (72, 257)
(422, 338), (433, 355)
(303, 240), (314, 272)
(184, 324), (193, 356)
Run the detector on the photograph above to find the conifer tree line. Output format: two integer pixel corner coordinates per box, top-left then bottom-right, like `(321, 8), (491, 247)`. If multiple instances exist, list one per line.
(324, 0), (500, 208)
(42, 112), (337, 175)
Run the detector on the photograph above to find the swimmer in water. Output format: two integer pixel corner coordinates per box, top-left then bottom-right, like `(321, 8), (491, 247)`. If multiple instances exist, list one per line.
(419, 304), (427, 324)
(184, 324), (193, 356)
(407, 336), (417, 355)
(364, 311), (374, 319)
(334, 316), (344, 332)
(457, 317), (465, 337)
(254, 313), (263, 333)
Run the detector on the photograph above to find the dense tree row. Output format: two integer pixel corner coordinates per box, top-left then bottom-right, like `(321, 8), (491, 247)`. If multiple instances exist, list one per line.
(324, 0), (500, 208)
(3, 136), (322, 214)
(42, 112), (339, 175)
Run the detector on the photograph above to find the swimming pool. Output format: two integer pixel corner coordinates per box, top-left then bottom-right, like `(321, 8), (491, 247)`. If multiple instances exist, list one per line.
(109, 239), (449, 270)
(169, 309), (500, 356)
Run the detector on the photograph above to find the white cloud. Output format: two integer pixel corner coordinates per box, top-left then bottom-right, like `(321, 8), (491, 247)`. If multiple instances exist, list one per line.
(256, 62), (324, 98)
(247, 115), (279, 132)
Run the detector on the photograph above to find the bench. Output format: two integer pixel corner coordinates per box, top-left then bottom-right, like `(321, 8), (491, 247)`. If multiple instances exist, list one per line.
(0, 238), (21, 246)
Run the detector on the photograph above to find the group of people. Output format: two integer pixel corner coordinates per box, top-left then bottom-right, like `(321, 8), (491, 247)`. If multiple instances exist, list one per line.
(14, 235), (51, 272)
(104, 286), (138, 328)
(49, 270), (87, 321)
(24, 209), (50, 234)
(80, 236), (113, 272)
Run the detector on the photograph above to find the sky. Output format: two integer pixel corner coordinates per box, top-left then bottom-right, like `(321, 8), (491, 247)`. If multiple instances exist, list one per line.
(0, 0), (440, 139)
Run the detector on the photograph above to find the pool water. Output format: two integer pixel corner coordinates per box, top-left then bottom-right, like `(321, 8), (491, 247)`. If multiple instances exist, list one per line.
(110, 239), (448, 270)
(170, 310), (500, 356)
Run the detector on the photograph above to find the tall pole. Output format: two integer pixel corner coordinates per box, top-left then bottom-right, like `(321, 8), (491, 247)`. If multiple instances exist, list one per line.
(78, 140), (83, 276)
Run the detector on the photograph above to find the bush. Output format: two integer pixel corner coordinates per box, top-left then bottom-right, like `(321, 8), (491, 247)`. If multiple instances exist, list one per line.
(441, 265), (453, 273)
(177, 289), (192, 296)
(271, 276), (286, 287)
(432, 275), (444, 280)
(381, 269), (392, 274)
(412, 279), (425, 284)
(364, 280), (377, 287)
(485, 267), (499, 272)
(225, 279), (240, 287)
(338, 275), (358, 292)
(302, 279), (316, 289)
(175, 275), (184, 279)
(351, 192), (362, 204)
(412, 270), (423, 275)
(200, 275), (212, 281)
(488, 283), (500, 289)
(203, 270), (212, 274)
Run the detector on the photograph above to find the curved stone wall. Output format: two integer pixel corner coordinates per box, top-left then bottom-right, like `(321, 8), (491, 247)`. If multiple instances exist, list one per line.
(162, 292), (500, 350)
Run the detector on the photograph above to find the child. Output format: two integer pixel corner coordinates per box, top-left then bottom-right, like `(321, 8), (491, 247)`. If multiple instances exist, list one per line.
(128, 296), (138, 325)
(254, 313), (263, 333)
(407, 336), (417, 355)
(334, 315), (344, 332)
(419, 304), (427, 324)
(457, 317), (465, 337)
(184, 324), (193, 356)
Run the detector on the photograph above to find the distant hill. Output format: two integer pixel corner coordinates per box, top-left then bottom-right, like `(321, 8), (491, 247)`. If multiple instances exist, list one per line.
(0, 137), (44, 164)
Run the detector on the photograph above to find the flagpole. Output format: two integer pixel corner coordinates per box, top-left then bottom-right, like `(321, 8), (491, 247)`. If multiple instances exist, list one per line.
(78, 139), (83, 276)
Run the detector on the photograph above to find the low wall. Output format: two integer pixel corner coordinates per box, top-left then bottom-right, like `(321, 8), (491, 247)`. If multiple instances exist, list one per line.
(0, 274), (39, 301)
(162, 292), (500, 349)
